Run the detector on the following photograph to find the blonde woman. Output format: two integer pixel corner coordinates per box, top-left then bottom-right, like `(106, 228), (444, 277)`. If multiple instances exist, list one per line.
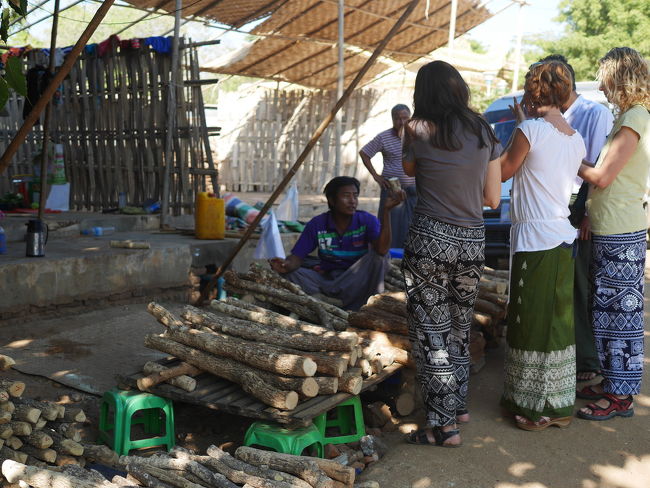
(576, 47), (649, 421)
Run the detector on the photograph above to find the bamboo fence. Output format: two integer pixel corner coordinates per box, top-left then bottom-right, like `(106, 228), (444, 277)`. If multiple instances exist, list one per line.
(0, 38), (217, 213)
(220, 87), (378, 194)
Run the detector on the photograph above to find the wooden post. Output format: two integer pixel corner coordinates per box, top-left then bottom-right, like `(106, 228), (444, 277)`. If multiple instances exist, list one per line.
(37, 0), (60, 221)
(160, 0), (182, 228)
(198, 0), (422, 304)
(0, 0), (116, 175)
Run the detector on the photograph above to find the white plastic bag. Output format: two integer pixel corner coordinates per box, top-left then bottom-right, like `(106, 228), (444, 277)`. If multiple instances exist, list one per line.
(254, 210), (286, 259)
(276, 181), (299, 221)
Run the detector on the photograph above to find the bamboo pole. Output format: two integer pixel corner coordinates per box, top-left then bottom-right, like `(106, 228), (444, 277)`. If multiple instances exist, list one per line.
(37, 0), (60, 221)
(160, 0), (182, 228)
(0, 0), (116, 175)
(198, 0), (421, 304)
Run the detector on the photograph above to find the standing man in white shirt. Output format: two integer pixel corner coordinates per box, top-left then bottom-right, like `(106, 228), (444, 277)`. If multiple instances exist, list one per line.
(540, 55), (615, 382)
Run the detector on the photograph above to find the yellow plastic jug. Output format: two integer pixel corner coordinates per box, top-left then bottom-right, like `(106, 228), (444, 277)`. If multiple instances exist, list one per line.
(195, 192), (225, 239)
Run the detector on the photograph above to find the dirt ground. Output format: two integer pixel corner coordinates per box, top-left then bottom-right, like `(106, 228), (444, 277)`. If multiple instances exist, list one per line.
(3, 292), (650, 488)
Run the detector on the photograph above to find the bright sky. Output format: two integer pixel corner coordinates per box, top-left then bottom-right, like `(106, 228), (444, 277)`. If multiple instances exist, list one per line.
(468, 0), (566, 50)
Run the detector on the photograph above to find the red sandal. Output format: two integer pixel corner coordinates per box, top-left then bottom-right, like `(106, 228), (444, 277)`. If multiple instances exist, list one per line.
(576, 382), (604, 400)
(577, 393), (634, 421)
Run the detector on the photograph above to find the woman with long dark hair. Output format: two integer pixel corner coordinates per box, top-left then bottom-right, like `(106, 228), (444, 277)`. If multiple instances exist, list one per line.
(401, 60), (501, 447)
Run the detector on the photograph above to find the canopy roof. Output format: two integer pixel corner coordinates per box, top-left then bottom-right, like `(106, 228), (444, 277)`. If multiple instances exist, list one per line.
(124, 0), (494, 88)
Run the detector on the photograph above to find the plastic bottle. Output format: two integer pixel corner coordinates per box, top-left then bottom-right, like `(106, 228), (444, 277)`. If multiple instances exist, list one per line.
(0, 226), (6, 254)
(195, 192), (225, 239)
(82, 226), (116, 236)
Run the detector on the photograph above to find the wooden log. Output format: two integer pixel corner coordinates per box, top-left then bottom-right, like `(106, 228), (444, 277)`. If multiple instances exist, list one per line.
(235, 447), (347, 488)
(141, 362), (198, 392)
(127, 465), (174, 488)
(0, 424), (13, 439)
(14, 399), (59, 422)
(0, 389), (10, 403)
(348, 311), (408, 336)
(313, 377), (339, 395)
(53, 454), (85, 467)
(121, 454), (233, 488)
(144, 335), (298, 410)
(477, 288), (508, 307)
(16, 444), (56, 463)
(13, 405), (41, 424)
(225, 271), (339, 328)
(0, 437), (4, 449)
(0, 381), (25, 398)
(246, 264), (349, 320)
(126, 462), (220, 488)
(0, 355), (16, 371)
(473, 298), (505, 320)
(479, 275), (508, 294)
(483, 266), (509, 279)
(61, 465), (114, 486)
(48, 422), (83, 443)
(21, 431), (53, 449)
(8, 421), (31, 436)
(5, 436), (22, 450)
(0, 400), (15, 413)
(33, 418), (47, 431)
(365, 294), (407, 316)
(137, 361), (202, 391)
(473, 312), (493, 328)
(165, 325), (318, 377)
(25, 455), (47, 468)
(395, 391), (416, 417)
(184, 306), (356, 353)
(338, 369), (363, 395)
(0, 447), (28, 463)
(2, 460), (116, 488)
(211, 300), (357, 349)
(0, 410), (12, 424)
(147, 302), (185, 327)
(111, 474), (140, 488)
(277, 349), (346, 378)
(45, 429), (84, 456)
(173, 450), (295, 488)
(62, 408), (86, 423)
(81, 443), (119, 466)
(347, 327), (411, 351)
(357, 359), (372, 378)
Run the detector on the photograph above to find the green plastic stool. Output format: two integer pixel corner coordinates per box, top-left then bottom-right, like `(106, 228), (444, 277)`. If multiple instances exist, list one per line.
(243, 421), (324, 457)
(98, 389), (175, 455)
(313, 396), (365, 445)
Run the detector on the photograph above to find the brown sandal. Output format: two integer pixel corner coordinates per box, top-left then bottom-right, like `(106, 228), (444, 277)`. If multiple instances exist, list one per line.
(515, 415), (572, 431)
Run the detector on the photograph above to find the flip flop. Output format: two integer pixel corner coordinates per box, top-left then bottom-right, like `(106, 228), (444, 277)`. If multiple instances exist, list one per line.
(405, 427), (462, 448)
(515, 415), (572, 431)
(577, 394), (634, 421)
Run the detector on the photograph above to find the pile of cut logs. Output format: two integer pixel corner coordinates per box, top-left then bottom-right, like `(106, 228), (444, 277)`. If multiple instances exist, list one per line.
(2, 443), (364, 488)
(0, 355), (120, 484)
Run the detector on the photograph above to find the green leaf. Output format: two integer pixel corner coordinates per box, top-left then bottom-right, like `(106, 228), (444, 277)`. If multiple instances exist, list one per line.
(0, 78), (10, 111)
(0, 8), (10, 43)
(5, 56), (26, 96)
(7, 0), (27, 16)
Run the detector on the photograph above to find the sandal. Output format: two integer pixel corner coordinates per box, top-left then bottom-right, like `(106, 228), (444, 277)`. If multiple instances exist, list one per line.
(515, 415), (572, 432)
(456, 408), (470, 424)
(577, 393), (634, 421)
(576, 383), (604, 400)
(405, 427), (462, 448)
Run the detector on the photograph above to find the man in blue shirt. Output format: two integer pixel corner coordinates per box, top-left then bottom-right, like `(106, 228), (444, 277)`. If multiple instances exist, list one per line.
(270, 176), (404, 310)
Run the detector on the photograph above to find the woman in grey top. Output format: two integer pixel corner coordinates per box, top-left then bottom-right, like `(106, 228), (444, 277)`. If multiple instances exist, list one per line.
(401, 60), (501, 447)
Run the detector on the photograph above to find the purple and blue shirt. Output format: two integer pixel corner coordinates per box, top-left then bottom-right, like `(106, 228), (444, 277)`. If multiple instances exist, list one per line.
(291, 211), (381, 271)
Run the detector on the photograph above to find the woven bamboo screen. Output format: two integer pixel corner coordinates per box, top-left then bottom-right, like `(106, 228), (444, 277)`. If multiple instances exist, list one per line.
(0, 40), (217, 212)
(220, 87), (379, 193)
(124, 0), (493, 88)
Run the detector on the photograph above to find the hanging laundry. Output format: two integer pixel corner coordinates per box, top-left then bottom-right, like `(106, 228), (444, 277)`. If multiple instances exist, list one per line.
(23, 65), (52, 124)
(98, 35), (120, 57)
(144, 36), (172, 54)
(84, 44), (98, 56)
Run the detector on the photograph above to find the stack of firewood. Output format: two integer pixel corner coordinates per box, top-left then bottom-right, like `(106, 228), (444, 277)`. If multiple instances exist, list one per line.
(2, 444), (364, 488)
(222, 264), (349, 331)
(383, 261), (404, 292)
(0, 355), (120, 480)
(144, 301), (365, 411)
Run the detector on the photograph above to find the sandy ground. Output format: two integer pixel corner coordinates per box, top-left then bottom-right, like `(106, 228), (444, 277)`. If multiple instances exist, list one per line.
(2, 294), (649, 488)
